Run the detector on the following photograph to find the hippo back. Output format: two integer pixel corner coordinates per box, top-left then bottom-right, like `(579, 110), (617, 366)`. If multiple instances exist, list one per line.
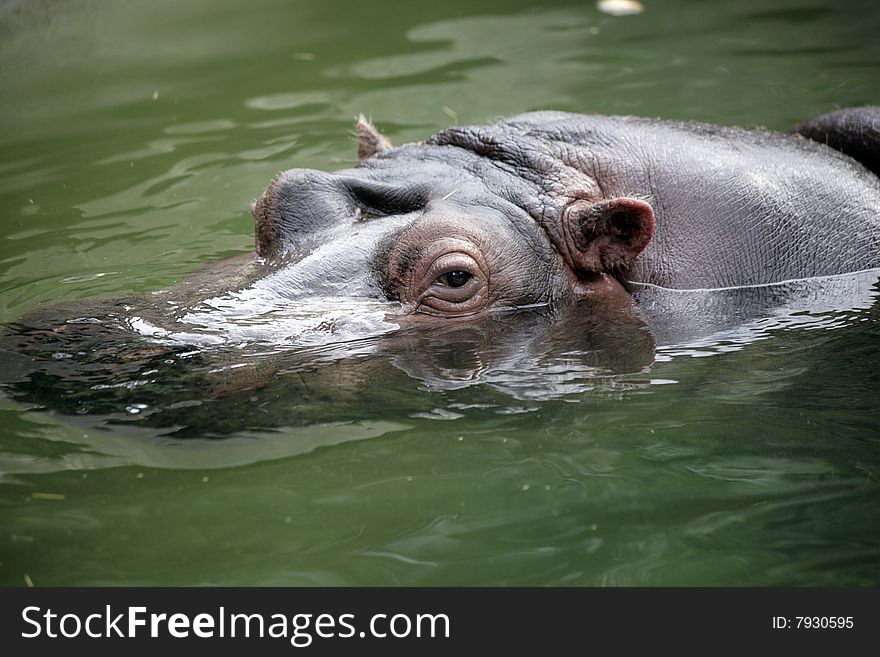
(425, 112), (880, 289)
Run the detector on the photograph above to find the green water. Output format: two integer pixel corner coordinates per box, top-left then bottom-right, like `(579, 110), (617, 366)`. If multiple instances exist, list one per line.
(1, 0), (879, 586)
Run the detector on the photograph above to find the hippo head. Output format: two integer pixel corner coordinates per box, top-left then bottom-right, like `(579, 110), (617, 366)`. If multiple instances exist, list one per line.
(251, 116), (655, 321)
(0, 115), (662, 436)
(6, 110), (880, 435)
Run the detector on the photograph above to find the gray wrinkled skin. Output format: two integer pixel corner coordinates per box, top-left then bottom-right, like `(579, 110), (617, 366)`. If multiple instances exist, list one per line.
(2, 109), (879, 437)
(256, 110), (880, 298)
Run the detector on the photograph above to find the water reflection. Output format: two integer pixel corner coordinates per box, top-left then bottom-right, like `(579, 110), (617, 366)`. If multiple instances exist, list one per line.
(0, 293), (655, 437)
(636, 269), (880, 357)
(388, 304), (654, 396)
(1, 267), (877, 462)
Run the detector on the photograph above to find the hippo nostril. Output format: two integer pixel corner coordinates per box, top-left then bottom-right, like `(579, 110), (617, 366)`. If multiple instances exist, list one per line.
(252, 168), (434, 261)
(252, 169), (341, 259)
(345, 179), (431, 216)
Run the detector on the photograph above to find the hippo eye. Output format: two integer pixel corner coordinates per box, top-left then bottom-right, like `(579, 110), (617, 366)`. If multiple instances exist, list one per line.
(386, 235), (492, 317)
(438, 270), (472, 288)
(404, 244), (490, 317)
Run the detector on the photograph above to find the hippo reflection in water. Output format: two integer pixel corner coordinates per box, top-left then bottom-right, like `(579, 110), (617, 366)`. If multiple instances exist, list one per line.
(2, 108), (880, 436)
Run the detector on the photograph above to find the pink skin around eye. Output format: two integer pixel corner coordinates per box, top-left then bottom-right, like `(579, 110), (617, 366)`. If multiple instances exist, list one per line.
(396, 239), (491, 316)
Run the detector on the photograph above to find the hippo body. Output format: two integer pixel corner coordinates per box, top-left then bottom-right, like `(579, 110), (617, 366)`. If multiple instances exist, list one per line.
(1, 108), (879, 434)
(494, 112), (880, 288)
(253, 108), (880, 321)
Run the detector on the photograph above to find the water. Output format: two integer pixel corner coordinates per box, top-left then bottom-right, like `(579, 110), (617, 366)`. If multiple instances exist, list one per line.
(1, 0), (879, 586)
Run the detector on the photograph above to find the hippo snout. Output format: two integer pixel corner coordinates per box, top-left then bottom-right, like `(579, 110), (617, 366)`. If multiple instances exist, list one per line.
(252, 168), (355, 259)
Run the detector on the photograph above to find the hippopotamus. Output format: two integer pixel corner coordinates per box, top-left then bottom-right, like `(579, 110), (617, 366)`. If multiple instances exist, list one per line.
(1, 107), (879, 435)
(251, 107), (880, 319)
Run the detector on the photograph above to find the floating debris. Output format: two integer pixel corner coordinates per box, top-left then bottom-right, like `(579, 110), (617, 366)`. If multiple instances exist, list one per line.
(410, 408), (465, 421)
(597, 0), (645, 17)
(24, 574), (34, 587)
(31, 492), (66, 501)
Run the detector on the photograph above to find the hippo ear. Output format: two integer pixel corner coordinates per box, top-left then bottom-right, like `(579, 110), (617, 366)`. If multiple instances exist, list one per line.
(356, 114), (393, 161)
(562, 197), (655, 273)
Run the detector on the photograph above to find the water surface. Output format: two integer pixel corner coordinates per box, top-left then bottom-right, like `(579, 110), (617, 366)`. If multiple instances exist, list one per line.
(1, 0), (879, 586)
